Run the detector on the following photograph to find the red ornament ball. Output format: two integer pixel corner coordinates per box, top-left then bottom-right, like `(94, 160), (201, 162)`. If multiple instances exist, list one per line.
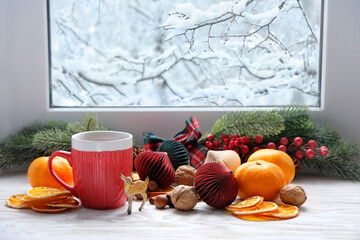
(134, 152), (175, 188)
(194, 162), (238, 209)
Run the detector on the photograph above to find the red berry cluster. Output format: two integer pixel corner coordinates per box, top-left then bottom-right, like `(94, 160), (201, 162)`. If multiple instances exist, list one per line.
(204, 134), (329, 160)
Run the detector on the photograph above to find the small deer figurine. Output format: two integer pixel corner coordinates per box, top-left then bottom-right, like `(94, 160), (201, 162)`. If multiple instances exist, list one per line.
(120, 174), (149, 214)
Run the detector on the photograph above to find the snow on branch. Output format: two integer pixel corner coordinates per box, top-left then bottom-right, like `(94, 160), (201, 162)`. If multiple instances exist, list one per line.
(161, 0), (315, 55)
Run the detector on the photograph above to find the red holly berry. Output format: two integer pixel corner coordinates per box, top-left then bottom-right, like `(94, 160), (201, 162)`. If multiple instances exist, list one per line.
(213, 140), (219, 146)
(234, 140), (240, 147)
(223, 138), (230, 145)
(240, 145), (249, 155)
(230, 140), (235, 147)
(319, 146), (329, 156)
(245, 136), (251, 144)
(213, 147), (219, 151)
(267, 142), (277, 149)
(305, 149), (315, 158)
(293, 137), (303, 146)
(221, 134), (230, 142)
(307, 140), (317, 148)
(222, 145), (228, 150)
(277, 145), (287, 152)
(205, 141), (213, 149)
(207, 134), (214, 141)
(279, 137), (289, 146)
(254, 135), (263, 144)
(295, 150), (304, 160)
(239, 137), (247, 144)
(252, 146), (261, 153)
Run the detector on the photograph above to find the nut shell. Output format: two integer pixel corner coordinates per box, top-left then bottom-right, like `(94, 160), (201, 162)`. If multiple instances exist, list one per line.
(174, 165), (197, 186)
(134, 152), (175, 188)
(154, 195), (169, 209)
(194, 162), (238, 209)
(169, 185), (197, 211)
(280, 184), (307, 207)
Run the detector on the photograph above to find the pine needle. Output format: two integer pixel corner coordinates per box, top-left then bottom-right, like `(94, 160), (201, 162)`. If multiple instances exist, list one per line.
(32, 129), (72, 155)
(210, 111), (285, 138)
(302, 140), (360, 180)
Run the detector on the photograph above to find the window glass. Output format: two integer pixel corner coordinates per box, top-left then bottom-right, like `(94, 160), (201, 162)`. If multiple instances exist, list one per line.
(48, 0), (323, 108)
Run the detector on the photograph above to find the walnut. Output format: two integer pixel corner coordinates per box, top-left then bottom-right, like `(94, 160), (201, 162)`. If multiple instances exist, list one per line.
(154, 195), (169, 209)
(147, 180), (159, 192)
(174, 165), (197, 186)
(169, 185), (198, 211)
(280, 184), (307, 207)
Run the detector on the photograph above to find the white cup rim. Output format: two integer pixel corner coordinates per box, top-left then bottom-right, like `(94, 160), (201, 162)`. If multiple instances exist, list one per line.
(72, 131), (133, 152)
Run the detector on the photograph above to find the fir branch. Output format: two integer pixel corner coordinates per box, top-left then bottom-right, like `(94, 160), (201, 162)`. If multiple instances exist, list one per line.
(0, 120), (68, 171)
(276, 106), (312, 133)
(210, 111), (285, 139)
(302, 140), (360, 180)
(32, 129), (72, 155)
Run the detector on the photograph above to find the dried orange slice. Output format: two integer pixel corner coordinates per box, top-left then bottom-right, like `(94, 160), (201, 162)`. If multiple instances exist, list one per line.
(31, 205), (68, 213)
(6, 194), (30, 209)
(226, 196), (263, 210)
(46, 196), (81, 208)
(262, 203), (299, 219)
(27, 187), (71, 199)
(235, 215), (282, 221)
(147, 187), (174, 198)
(231, 201), (278, 216)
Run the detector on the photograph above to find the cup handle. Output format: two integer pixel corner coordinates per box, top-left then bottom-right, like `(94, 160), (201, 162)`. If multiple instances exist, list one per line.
(48, 150), (77, 196)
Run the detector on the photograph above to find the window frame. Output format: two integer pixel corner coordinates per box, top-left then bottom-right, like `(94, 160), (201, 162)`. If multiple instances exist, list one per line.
(46, 0), (326, 111)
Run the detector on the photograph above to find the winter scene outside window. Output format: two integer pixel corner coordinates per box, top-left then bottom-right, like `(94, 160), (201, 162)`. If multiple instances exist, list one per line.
(48, 0), (323, 108)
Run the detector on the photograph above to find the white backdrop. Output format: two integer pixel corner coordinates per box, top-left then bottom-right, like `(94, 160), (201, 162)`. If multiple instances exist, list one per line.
(1, 0), (360, 148)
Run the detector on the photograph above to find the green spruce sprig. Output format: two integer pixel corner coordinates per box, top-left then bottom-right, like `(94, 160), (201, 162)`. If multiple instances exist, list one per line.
(0, 113), (108, 171)
(210, 111), (285, 139)
(302, 140), (360, 180)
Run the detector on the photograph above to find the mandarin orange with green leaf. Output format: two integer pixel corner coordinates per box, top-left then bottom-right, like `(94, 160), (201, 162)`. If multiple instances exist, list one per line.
(234, 160), (286, 201)
(247, 149), (295, 184)
(27, 156), (73, 190)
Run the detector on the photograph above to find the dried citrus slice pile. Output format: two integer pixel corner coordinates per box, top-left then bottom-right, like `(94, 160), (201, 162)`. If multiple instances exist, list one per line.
(147, 187), (174, 198)
(226, 196), (299, 221)
(6, 187), (81, 213)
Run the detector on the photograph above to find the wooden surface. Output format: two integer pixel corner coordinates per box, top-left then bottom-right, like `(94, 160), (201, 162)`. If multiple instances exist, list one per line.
(1, 172), (359, 240)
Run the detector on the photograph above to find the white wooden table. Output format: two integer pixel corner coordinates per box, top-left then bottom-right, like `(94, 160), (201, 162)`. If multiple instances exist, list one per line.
(1, 171), (359, 240)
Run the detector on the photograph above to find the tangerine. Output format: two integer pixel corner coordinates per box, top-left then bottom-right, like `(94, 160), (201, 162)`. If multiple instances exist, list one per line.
(27, 156), (74, 190)
(247, 149), (295, 184)
(234, 160), (286, 201)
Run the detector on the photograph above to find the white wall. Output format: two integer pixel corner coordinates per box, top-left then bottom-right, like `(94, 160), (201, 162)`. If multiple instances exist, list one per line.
(1, 0), (360, 147)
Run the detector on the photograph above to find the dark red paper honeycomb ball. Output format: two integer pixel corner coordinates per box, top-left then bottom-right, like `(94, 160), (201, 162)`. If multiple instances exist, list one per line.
(194, 162), (238, 209)
(134, 151), (175, 188)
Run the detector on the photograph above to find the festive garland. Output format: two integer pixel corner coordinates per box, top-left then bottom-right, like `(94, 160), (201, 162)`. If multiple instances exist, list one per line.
(1, 108), (359, 180)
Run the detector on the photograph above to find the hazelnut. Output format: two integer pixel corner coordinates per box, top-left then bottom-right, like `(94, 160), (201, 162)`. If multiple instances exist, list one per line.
(169, 185), (198, 211)
(175, 165), (197, 186)
(154, 195), (169, 209)
(147, 180), (159, 192)
(280, 184), (307, 207)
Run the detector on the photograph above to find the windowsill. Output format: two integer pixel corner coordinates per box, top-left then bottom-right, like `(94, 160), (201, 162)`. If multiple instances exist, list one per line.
(1, 171), (359, 239)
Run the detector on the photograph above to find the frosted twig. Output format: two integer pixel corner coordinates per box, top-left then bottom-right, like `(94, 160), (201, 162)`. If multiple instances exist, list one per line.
(297, 0), (318, 43)
(78, 72), (126, 97)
